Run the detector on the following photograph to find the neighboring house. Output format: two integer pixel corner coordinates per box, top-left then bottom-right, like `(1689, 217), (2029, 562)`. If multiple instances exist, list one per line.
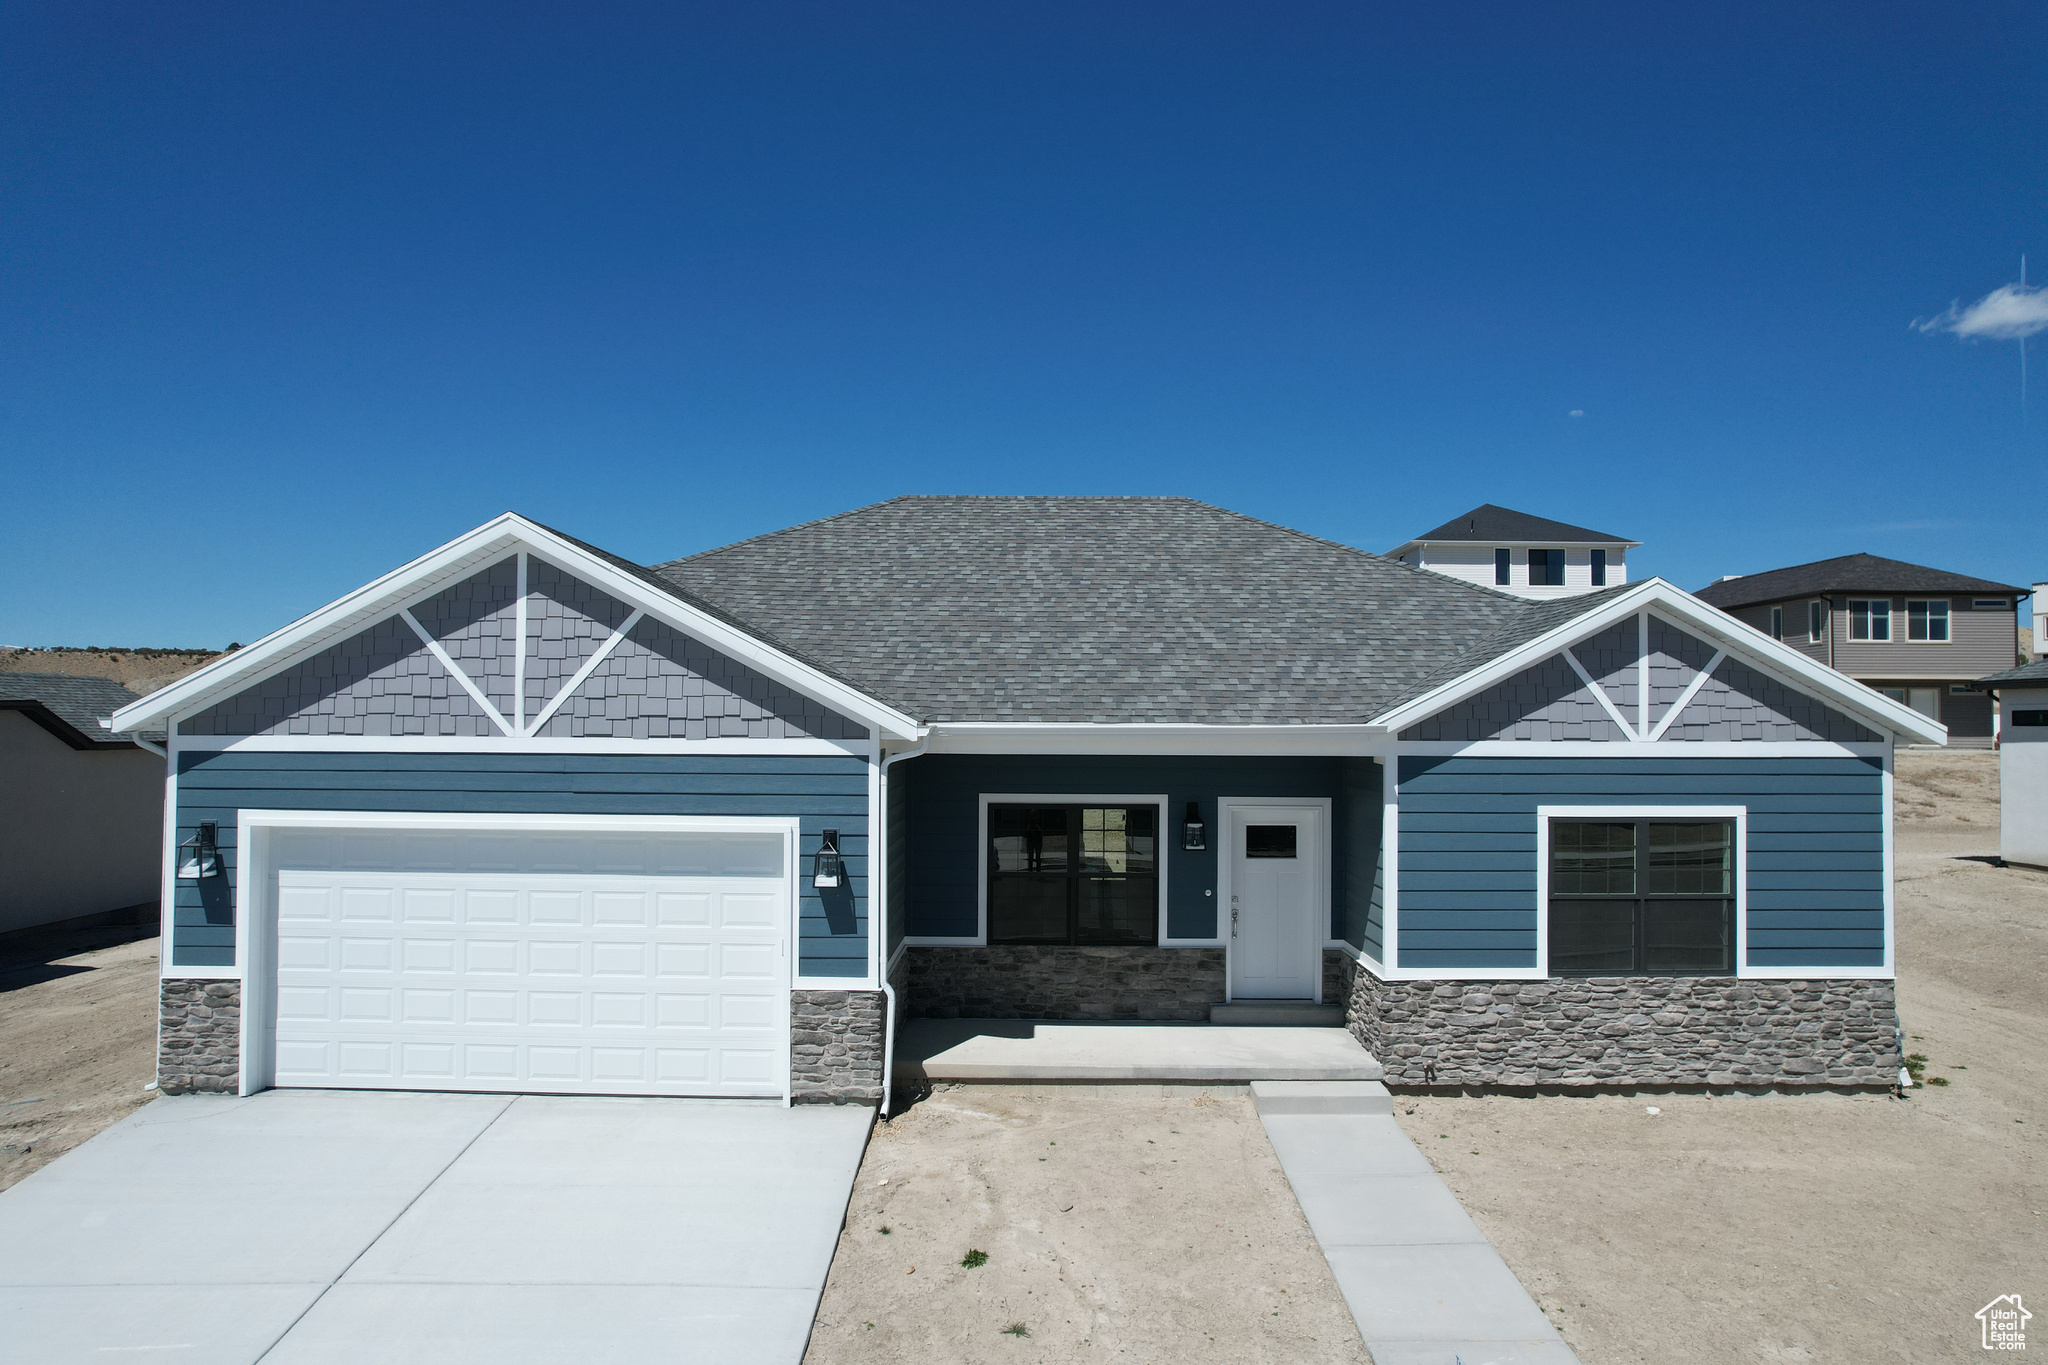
(111, 498), (1940, 1104)
(1386, 503), (1637, 599)
(1970, 659), (2048, 870)
(2033, 581), (2045, 661)
(1693, 554), (2030, 747)
(0, 674), (165, 938)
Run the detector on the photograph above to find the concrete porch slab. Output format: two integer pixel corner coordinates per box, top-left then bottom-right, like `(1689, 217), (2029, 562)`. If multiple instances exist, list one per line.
(896, 1018), (1384, 1083)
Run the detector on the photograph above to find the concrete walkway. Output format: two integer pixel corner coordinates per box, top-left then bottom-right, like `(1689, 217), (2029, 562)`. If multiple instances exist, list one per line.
(0, 1089), (873, 1365)
(898, 1018), (1384, 1083)
(1253, 1082), (1580, 1365)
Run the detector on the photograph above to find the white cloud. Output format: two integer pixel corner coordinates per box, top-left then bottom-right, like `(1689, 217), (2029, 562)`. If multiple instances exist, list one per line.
(1915, 282), (2048, 341)
(1568, 409), (1584, 417)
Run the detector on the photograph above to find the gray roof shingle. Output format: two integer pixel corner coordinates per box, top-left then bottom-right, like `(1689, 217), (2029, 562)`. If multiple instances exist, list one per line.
(1399, 503), (1635, 546)
(1969, 658), (2048, 689)
(1693, 553), (2026, 611)
(0, 673), (157, 748)
(654, 496), (1615, 726)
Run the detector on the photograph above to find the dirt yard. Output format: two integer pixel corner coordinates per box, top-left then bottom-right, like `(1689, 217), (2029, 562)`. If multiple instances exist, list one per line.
(0, 930), (161, 1192)
(1397, 749), (2047, 1363)
(804, 1086), (1368, 1365)
(0, 645), (221, 697)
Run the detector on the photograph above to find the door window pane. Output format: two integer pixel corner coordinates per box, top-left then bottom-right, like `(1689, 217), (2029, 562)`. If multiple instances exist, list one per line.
(1245, 824), (1298, 858)
(1550, 900), (1635, 972)
(1551, 822), (1635, 894)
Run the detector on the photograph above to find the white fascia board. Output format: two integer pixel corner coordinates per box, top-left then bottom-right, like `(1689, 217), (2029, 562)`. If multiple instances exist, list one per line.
(1369, 578), (1947, 746)
(112, 513), (924, 744)
(171, 734), (874, 757)
(923, 722), (1392, 756)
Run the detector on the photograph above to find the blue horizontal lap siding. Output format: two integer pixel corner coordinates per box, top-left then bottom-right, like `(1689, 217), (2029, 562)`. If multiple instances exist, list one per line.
(171, 751), (872, 977)
(901, 754), (1360, 941)
(1396, 755), (1885, 972)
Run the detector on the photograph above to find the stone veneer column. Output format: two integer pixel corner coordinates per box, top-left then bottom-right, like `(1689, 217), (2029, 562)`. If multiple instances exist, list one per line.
(1326, 950), (1900, 1089)
(158, 979), (242, 1095)
(789, 990), (885, 1104)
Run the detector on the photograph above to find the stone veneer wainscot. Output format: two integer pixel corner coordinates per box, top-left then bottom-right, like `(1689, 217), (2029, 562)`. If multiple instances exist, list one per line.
(1328, 952), (1900, 1089)
(906, 945), (1226, 1021)
(789, 990), (886, 1104)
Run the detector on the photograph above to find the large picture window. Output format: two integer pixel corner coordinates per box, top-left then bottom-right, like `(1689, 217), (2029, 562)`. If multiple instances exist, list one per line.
(988, 804), (1159, 945)
(1549, 819), (1736, 975)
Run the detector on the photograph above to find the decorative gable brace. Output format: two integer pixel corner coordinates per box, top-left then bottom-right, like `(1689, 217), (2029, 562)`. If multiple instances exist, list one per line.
(1375, 580), (1943, 746)
(112, 514), (923, 746)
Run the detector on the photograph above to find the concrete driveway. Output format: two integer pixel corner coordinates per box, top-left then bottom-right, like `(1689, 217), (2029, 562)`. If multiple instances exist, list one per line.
(0, 1089), (874, 1364)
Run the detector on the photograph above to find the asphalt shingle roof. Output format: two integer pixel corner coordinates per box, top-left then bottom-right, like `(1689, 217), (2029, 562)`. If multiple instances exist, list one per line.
(1969, 658), (2048, 689)
(1399, 503), (1635, 546)
(0, 673), (155, 748)
(1692, 554), (2026, 611)
(654, 496), (1612, 726)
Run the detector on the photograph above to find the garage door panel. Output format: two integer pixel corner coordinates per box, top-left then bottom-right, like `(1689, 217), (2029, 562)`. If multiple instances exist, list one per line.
(270, 841), (791, 1098)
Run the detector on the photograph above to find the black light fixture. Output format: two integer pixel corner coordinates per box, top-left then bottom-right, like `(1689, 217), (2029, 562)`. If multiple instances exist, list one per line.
(178, 821), (223, 880)
(1181, 801), (1207, 852)
(812, 829), (845, 890)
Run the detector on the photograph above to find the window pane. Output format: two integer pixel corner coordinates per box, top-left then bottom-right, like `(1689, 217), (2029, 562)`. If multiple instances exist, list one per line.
(1927, 600), (1949, 641)
(1870, 601), (1890, 640)
(1495, 548), (1511, 585)
(1077, 875), (1156, 944)
(1079, 806), (1155, 875)
(1245, 824), (1298, 858)
(1551, 822), (1635, 894)
(1770, 607), (1783, 640)
(1591, 548), (1606, 586)
(1808, 601), (1824, 642)
(1907, 601), (1927, 640)
(1550, 900), (1635, 972)
(990, 875), (1069, 942)
(990, 806), (1069, 873)
(1645, 822), (1732, 895)
(1644, 898), (1734, 972)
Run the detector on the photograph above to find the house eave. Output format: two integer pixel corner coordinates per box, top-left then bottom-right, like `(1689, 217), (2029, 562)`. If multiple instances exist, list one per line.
(914, 722), (1392, 756)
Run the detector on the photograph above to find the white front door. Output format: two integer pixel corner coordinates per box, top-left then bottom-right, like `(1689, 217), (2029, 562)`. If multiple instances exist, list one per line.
(262, 825), (791, 1098)
(1227, 803), (1324, 1000)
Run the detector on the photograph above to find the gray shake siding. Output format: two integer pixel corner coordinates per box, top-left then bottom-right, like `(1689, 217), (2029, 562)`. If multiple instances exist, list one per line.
(412, 556), (521, 720)
(169, 750), (872, 977)
(181, 616), (502, 737)
(533, 615), (869, 741)
(181, 555), (865, 742)
(1397, 755), (1885, 971)
(1405, 616), (1876, 744)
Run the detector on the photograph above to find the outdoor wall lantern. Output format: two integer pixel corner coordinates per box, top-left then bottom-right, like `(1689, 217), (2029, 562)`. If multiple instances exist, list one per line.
(178, 821), (223, 880)
(1181, 802), (1207, 851)
(812, 829), (845, 890)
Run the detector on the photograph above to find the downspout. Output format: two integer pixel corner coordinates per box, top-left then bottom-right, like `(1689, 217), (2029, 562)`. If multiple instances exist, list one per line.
(875, 736), (929, 1118)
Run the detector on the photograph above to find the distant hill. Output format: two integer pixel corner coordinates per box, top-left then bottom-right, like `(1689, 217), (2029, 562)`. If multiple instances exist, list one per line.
(0, 646), (225, 697)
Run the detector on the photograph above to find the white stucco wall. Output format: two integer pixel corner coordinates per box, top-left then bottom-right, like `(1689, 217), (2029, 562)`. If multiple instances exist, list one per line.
(0, 710), (164, 935)
(2001, 685), (2048, 870)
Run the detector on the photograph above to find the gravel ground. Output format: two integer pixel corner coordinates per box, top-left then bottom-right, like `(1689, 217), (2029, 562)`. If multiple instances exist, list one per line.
(1395, 749), (2046, 1363)
(0, 930), (160, 1192)
(804, 1086), (1369, 1365)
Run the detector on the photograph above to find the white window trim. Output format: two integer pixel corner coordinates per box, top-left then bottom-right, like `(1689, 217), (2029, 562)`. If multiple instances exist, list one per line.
(221, 809), (805, 1100)
(1902, 599), (1953, 644)
(1536, 805), (1749, 981)
(1216, 797), (1332, 1002)
(910, 793), (1173, 949)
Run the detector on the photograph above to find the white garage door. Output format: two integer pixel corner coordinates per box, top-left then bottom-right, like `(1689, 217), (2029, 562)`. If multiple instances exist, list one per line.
(264, 826), (790, 1098)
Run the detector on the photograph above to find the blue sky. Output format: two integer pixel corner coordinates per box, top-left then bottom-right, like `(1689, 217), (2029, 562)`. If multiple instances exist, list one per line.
(3, 3), (2042, 648)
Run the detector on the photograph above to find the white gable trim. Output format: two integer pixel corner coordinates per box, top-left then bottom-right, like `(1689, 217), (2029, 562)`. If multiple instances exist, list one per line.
(1371, 579), (1946, 745)
(110, 514), (923, 742)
